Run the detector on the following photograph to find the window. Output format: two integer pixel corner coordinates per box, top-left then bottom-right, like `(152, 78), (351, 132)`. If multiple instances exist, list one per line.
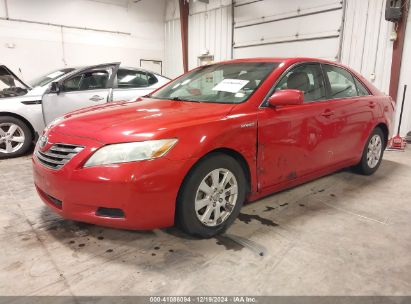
(354, 77), (370, 96)
(323, 65), (358, 99)
(63, 70), (109, 92)
(29, 68), (75, 88)
(151, 62), (279, 104)
(275, 63), (326, 103)
(147, 73), (158, 86)
(116, 69), (156, 88)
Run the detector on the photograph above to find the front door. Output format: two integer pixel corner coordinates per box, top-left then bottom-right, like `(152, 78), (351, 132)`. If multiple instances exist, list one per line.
(257, 63), (339, 190)
(42, 63), (119, 125)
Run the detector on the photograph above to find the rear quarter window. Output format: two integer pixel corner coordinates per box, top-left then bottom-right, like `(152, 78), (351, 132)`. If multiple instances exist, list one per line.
(354, 77), (371, 96)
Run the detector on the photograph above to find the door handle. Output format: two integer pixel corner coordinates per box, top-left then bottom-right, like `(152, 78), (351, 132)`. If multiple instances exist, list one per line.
(90, 95), (104, 102)
(321, 110), (335, 117)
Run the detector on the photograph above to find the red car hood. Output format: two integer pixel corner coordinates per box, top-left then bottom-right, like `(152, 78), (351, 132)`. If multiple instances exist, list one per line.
(52, 98), (236, 143)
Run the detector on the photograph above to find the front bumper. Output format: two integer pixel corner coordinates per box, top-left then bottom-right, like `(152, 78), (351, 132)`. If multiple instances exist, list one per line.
(32, 132), (190, 230)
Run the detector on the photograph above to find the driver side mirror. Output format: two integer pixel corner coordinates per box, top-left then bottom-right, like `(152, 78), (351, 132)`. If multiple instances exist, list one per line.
(49, 82), (62, 94)
(268, 89), (304, 107)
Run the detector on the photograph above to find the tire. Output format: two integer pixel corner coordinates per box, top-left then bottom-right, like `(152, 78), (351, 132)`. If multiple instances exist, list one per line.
(176, 153), (247, 238)
(0, 116), (33, 159)
(355, 127), (385, 175)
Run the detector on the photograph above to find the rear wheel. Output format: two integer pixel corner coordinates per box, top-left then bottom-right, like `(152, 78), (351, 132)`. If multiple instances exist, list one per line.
(176, 153), (246, 238)
(0, 116), (33, 159)
(355, 127), (385, 175)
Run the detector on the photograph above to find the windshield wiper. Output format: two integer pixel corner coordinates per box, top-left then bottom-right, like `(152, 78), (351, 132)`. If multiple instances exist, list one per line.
(171, 97), (185, 101)
(171, 97), (200, 103)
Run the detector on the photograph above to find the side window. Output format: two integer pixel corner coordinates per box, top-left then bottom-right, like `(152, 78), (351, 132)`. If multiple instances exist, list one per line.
(116, 69), (150, 88)
(275, 63), (326, 103)
(63, 75), (82, 91)
(354, 77), (370, 96)
(63, 70), (109, 92)
(323, 65), (358, 99)
(147, 73), (158, 86)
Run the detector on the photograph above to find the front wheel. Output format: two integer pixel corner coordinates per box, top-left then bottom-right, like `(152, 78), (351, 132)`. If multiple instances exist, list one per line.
(176, 153), (246, 238)
(0, 116), (33, 159)
(355, 127), (385, 175)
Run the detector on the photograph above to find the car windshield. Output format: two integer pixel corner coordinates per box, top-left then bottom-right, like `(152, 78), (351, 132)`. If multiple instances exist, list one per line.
(29, 68), (75, 88)
(151, 62), (280, 104)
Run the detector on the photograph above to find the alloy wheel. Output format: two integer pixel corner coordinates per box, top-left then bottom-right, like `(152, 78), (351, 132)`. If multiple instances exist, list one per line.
(367, 134), (382, 169)
(195, 168), (238, 227)
(0, 123), (26, 154)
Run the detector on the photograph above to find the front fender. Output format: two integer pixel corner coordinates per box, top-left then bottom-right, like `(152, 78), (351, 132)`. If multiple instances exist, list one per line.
(164, 111), (259, 193)
(0, 97), (45, 138)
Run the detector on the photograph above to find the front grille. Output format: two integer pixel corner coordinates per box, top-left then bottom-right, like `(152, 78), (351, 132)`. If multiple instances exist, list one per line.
(36, 143), (84, 170)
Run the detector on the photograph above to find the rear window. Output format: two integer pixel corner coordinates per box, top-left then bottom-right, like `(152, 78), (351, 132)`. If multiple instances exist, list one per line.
(354, 77), (370, 96)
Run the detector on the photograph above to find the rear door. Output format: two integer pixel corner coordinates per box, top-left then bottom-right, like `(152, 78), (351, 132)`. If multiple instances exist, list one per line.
(321, 64), (375, 163)
(112, 68), (164, 101)
(42, 63), (119, 125)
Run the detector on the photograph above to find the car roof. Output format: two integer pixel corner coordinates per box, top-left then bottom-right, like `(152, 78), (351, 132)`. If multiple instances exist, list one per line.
(215, 57), (338, 65)
(68, 65), (168, 79)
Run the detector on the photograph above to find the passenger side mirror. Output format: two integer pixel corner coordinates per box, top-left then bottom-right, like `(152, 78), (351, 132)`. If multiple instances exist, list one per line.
(268, 89), (304, 107)
(49, 82), (62, 94)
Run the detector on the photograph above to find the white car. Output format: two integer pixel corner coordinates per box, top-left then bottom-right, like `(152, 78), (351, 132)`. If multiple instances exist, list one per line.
(0, 63), (169, 158)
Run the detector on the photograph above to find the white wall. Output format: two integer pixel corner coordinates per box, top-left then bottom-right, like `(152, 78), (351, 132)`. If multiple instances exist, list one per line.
(164, 0), (184, 79)
(233, 0), (343, 60)
(395, 14), (411, 137)
(164, 0), (232, 78)
(340, 0), (394, 95)
(0, 0), (166, 82)
(188, 0), (232, 69)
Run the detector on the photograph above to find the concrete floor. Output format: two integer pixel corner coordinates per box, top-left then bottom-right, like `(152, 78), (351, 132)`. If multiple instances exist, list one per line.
(1, 149), (411, 296)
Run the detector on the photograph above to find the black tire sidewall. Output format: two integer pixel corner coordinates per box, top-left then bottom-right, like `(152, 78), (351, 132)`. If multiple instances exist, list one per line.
(358, 128), (385, 175)
(0, 116), (32, 159)
(177, 153), (247, 238)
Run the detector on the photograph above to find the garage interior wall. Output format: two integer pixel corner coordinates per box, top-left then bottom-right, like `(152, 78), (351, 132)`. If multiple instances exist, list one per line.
(233, 0), (343, 60)
(0, 0), (166, 82)
(340, 0), (394, 96)
(164, 0), (184, 79)
(395, 12), (411, 137)
(164, 0), (232, 78)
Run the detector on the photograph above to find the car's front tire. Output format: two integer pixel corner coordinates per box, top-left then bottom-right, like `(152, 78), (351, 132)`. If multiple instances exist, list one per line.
(355, 127), (385, 175)
(0, 116), (33, 159)
(176, 153), (247, 238)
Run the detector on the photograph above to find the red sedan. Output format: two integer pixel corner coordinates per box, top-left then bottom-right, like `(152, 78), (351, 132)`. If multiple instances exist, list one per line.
(32, 58), (394, 237)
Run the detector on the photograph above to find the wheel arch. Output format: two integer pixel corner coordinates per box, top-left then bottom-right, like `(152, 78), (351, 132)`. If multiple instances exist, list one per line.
(206, 148), (252, 193)
(175, 147), (252, 220)
(0, 112), (36, 141)
(375, 122), (389, 148)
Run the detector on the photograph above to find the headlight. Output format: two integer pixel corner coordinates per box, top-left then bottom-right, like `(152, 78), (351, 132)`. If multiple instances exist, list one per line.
(84, 138), (178, 167)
